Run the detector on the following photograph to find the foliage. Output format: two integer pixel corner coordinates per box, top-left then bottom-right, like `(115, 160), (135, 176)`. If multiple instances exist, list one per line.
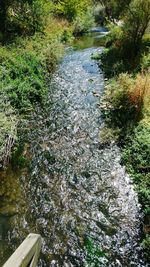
(91, 52), (101, 60)
(122, 123), (150, 214)
(73, 7), (95, 34)
(93, 3), (106, 25)
(0, 48), (46, 111)
(102, 70), (150, 252)
(53, 0), (94, 34)
(123, 0), (150, 53)
(123, 125), (150, 175)
(122, 123), (150, 254)
(73, 7), (95, 35)
(141, 51), (150, 71)
(141, 236), (150, 250)
(53, 0), (92, 22)
(0, 19), (66, 111)
(99, 0), (150, 256)
(0, 0), (53, 40)
(100, 47), (126, 77)
(0, 18), (68, 166)
(102, 72), (150, 128)
(100, 0), (150, 76)
(95, 0), (132, 19)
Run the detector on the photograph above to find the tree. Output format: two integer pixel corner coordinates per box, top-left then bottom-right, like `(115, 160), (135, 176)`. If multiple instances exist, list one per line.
(95, 0), (132, 19)
(0, 0), (52, 40)
(123, 0), (150, 53)
(53, 0), (92, 22)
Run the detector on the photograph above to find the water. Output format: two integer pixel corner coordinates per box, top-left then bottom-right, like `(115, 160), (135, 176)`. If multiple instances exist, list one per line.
(0, 31), (148, 266)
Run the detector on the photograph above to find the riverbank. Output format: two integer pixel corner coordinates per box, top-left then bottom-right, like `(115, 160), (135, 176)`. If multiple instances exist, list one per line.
(0, 18), (73, 169)
(98, 23), (150, 255)
(1, 35), (148, 266)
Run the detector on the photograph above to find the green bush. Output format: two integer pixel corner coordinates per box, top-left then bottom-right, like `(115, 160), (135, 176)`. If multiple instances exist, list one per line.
(73, 7), (95, 35)
(54, 0), (92, 22)
(0, 48), (47, 111)
(0, 17), (67, 166)
(0, 0), (53, 40)
(123, 125), (150, 172)
(141, 51), (150, 71)
(100, 47), (127, 77)
(0, 18), (66, 112)
(102, 71), (150, 127)
(122, 124), (150, 213)
(102, 74), (137, 127)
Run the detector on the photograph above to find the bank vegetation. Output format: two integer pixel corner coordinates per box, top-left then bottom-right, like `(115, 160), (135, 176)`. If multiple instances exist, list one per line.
(98, 0), (150, 253)
(0, 0), (95, 168)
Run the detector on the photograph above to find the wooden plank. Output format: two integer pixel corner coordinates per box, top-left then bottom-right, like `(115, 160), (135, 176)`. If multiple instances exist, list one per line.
(3, 233), (42, 267)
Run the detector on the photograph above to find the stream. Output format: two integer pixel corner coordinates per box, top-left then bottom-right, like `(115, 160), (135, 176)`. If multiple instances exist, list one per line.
(0, 29), (148, 267)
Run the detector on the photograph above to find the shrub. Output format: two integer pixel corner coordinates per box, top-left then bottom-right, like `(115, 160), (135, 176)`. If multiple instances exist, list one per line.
(100, 47), (127, 77)
(73, 7), (95, 35)
(122, 123), (150, 214)
(0, 17), (69, 167)
(0, 48), (47, 111)
(0, 0), (53, 40)
(53, 0), (92, 22)
(123, 124), (150, 172)
(0, 18), (66, 112)
(123, 0), (150, 54)
(141, 51), (150, 71)
(103, 71), (150, 127)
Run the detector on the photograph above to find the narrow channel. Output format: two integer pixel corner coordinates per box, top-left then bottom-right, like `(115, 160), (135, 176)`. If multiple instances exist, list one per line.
(0, 30), (147, 266)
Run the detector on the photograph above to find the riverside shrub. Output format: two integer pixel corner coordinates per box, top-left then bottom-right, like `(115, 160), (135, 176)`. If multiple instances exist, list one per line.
(103, 71), (150, 126)
(0, 18), (68, 166)
(0, 19), (66, 112)
(102, 70), (150, 252)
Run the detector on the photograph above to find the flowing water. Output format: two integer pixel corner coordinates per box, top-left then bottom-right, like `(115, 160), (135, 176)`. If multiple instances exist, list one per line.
(0, 31), (148, 267)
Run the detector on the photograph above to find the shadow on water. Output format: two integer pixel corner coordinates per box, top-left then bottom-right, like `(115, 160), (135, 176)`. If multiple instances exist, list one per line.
(73, 29), (108, 50)
(0, 29), (148, 266)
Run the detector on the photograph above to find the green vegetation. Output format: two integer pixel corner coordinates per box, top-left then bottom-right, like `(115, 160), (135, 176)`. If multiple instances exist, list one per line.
(100, 0), (150, 76)
(99, 0), (150, 253)
(0, 18), (69, 168)
(1, 0), (149, 257)
(95, 0), (131, 20)
(53, 0), (95, 35)
(0, 0), (95, 168)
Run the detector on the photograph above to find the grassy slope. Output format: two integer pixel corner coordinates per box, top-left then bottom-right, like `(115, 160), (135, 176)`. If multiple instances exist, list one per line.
(0, 18), (72, 168)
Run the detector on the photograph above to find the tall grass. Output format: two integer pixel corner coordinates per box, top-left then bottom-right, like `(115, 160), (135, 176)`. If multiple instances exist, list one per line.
(0, 17), (72, 168)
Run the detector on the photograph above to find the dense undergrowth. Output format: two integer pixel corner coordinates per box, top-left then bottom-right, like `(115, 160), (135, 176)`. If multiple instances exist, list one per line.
(0, 18), (72, 168)
(0, 0), (96, 168)
(101, 55), (150, 255)
(99, 0), (150, 252)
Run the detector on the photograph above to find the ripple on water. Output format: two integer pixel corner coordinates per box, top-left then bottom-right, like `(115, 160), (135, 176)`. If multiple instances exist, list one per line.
(0, 47), (147, 267)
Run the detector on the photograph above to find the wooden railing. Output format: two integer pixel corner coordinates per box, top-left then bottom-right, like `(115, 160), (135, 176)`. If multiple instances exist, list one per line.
(3, 233), (42, 267)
